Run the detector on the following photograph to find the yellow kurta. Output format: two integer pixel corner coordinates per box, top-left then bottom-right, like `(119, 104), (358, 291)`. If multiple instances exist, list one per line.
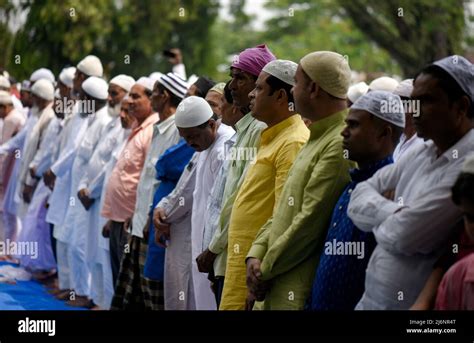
(247, 110), (354, 310)
(220, 114), (309, 310)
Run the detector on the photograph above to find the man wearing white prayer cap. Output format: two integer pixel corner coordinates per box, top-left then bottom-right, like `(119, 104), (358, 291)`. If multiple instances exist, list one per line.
(369, 76), (399, 93)
(30, 68), (55, 84)
(105, 74), (135, 117)
(392, 78), (424, 161)
(347, 81), (369, 107)
(15, 79), (56, 216)
(58, 67), (76, 100)
(153, 96), (234, 310)
(220, 59), (309, 309)
(75, 75), (133, 309)
(44, 69), (105, 302)
(62, 75), (113, 308)
(347, 55), (474, 310)
(20, 80), (33, 108)
(309, 90), (404, 310)
(72, 55), (104, 98)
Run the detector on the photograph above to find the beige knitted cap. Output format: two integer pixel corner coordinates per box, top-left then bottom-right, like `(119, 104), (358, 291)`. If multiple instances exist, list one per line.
(300, 51), (351, 99)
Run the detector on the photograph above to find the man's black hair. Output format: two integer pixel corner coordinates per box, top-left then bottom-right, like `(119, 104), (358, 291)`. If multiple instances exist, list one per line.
(265, 74), (294, 105)
(415, 64), (473, 118)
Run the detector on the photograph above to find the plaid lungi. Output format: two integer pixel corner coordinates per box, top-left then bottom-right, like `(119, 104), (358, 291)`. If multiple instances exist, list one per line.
(110, 235), (164, 310)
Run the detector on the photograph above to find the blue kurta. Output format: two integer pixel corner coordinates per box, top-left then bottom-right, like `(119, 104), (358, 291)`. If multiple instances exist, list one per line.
(309, 156), (393, 310)
(143, 139), (195, 280)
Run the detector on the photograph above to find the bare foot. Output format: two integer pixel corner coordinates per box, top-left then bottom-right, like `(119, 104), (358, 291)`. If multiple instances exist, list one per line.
(66, 296), (94, 308)
(55, 289), (73, 300)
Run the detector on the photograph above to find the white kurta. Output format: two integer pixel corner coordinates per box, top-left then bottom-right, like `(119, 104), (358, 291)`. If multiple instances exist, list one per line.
(393, 133), (424, 162)
(0, 109), (39, 215)
(14, 104), (55, 218)
(63, 106), (112, 297)
(158, 152), (199, 310)
(348, 129), (474, 310)
(191, 123), (234, 310)
(131, 115), (180, 238)
(17, 116), (63, 271)
(48, 104), (88, 239)
(86, 126), (130, 309)
(47, 104), (88, 290)
(0, 109), (38, 242)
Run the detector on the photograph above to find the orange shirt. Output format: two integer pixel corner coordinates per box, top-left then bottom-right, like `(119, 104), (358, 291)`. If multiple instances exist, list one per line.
(101, 113), (159, 222)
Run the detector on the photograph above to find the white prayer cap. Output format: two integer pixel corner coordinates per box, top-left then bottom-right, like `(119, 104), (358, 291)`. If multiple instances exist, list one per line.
(59, 67), (76, 88)
(175, 96), (213, 128)
(31, 78), (55, 101)
(81, 76), (108, 100)
(369, 76), (399, 92)
(110, 74), (135, 92)
(462, 154), (474, 174)
(54, 89), (61, 99)
(149, 72), (164, 82)
(348, 82), (369, 103)
(393, 78), (413, 98)
(21, 80), (31, 92)
(30, 68), (55, 83)
(158, 72), (189, 99)
(262, 59), (298, 86)
(351, 90), (405, 128)
(433, 55), (473, 103)
(77, 55), (103, 77)
(135, 77), (155, 92)
(0, 76), (10, 89)
(0, 91), (13, 104)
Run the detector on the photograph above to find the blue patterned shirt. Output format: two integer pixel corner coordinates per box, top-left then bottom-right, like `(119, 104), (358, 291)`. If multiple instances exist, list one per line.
(309, 156), (393, 310)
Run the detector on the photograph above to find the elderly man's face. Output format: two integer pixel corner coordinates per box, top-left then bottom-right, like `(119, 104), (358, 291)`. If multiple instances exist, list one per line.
(108, 84), (127, 108)
(119, 99), (134, 129)
(129, 84), (152, 122)
(411, 73), (462, 142)
(229, 67), (256, 110)
(178, 120), (217, 152)
(205, 91), (223, 117)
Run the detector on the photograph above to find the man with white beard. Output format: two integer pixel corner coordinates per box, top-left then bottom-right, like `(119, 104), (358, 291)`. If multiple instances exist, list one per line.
(43, 55), (103, 301)
(59, 76), (111, 308)
(75, 75), (134, 309)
